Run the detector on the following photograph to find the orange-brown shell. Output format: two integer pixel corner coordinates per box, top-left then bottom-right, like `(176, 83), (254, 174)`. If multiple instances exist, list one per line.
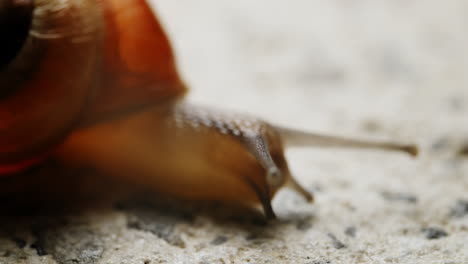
(0, 0), (186, 173)
(85, 0), (186, 122)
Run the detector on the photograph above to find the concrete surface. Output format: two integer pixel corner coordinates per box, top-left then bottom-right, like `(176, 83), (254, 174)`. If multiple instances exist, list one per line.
(1, 0), (468, 263)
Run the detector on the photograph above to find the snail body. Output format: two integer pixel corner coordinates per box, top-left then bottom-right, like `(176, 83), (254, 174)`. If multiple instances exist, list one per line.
(0, 0), (416, 218)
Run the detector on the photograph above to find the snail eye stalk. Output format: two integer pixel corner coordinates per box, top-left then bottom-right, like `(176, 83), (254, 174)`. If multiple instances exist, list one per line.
(0, 0), (34, 71)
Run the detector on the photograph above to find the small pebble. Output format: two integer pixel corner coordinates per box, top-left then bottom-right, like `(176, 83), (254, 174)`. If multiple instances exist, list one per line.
(327, 233), (346, 249)
(451, 200), (468, 218)
(422, 227), (448, 240)
(344, 227), (356, 238)
(308, 260), (331, 264)
(210, 235), (228, 246)
(459, 145), (468, 156)
(381, 191), (418, 203)
(296, 218), (313, 231)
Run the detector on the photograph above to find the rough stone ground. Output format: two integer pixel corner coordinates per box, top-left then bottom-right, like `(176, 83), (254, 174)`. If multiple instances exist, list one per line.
(1, 0), (468, 263)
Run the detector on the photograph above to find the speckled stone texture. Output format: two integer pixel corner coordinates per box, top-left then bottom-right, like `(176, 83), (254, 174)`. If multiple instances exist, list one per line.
(1, 0), (468, 263)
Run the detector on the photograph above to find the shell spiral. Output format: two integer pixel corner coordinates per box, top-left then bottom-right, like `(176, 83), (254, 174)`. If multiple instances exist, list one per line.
(0, 0), (102, 172)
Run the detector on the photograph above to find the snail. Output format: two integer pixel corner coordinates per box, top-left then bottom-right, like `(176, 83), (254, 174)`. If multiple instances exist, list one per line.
(0, 0), (417, 219)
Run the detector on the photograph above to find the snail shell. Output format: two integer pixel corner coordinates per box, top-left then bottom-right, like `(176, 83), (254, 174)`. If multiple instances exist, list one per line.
(0, 0), (101, 171)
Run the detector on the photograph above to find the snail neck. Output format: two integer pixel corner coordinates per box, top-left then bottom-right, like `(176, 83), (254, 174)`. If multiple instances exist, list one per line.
(57, 102), (301, 217)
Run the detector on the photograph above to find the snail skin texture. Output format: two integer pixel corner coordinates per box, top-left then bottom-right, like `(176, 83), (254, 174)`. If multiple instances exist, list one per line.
(0, 0), (417, 219)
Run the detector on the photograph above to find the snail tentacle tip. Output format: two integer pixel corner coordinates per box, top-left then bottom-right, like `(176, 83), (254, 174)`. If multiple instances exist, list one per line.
(385, 143), (419, 157)
(458, 146), (468, 157)
(402, 144), (419, 157)
(286, 176), (314, 203)
(304, 191), (314, 203)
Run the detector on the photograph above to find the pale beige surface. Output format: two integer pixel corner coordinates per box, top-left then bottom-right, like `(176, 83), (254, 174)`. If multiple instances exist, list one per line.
(1, 1), (468, 263)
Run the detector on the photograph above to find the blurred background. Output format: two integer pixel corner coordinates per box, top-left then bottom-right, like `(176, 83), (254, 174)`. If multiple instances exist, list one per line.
(153, 0), (468, 145)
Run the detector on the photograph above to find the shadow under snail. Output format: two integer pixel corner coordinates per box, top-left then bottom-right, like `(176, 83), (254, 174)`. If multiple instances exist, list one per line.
(0, 0), (417, 219)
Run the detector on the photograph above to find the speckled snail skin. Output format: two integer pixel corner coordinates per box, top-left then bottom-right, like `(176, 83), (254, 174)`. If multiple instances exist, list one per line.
(0, 0), (417, 218)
